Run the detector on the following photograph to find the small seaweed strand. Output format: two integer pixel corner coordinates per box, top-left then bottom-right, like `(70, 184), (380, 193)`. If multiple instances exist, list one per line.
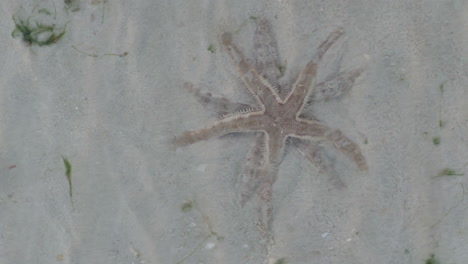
(175, 235), (210, 264)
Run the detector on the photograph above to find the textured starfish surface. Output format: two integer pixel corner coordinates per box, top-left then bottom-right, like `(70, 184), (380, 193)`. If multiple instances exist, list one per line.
(174, 18), (367, 232)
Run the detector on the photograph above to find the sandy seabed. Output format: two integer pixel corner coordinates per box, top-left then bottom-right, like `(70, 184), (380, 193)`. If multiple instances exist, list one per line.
(0, 1), (467, 263)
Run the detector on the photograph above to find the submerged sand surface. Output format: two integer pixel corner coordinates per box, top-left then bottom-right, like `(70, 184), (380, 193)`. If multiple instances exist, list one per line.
(0, 1), (467, 263)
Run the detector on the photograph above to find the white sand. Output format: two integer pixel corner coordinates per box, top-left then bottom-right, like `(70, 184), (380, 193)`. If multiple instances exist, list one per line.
(0, 0), (467, 263)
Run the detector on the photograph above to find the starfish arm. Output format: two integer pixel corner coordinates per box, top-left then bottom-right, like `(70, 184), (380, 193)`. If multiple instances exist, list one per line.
(294, 139), (345, 189)
(183, 82), (255, 116)
(309, 64), (366, 103)
(243, 131), (287, 233)
(264, 131), (287, 172)
(326, 130), (368, 170)
(253, 18), (283, 96)
(257, 179), (274, 234)
(313, 28), (345, 62)
(220, 32), (281, 106)
(173, 112), (265, 146)
(290, 119), (333, 139)
(239, 133), (265, 205)
(285, 28), (345, 113)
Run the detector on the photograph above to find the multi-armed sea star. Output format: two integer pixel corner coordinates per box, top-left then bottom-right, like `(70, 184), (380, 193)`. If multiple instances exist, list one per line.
(174, 18), (367, 232)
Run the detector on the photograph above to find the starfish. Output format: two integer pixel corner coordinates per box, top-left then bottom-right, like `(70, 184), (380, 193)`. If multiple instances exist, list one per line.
(174, 18), (367, 232)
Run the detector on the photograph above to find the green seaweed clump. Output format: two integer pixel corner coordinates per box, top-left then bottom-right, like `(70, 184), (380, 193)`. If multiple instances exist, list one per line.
(12, 7), (66, 46)
(65, 0), (80, 12)
(425, 254), (440, 264)
(278, 64), (286, 76)
(181, 201), (193, 212)
(434, 168), (464, 178)
(274, 258), (287, 264)
(62, 156), (72, 200)
(207, 44), (216, 53)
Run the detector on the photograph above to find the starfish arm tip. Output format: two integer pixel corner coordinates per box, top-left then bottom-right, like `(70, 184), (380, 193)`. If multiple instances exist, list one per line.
(173, 132), (196, 147)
